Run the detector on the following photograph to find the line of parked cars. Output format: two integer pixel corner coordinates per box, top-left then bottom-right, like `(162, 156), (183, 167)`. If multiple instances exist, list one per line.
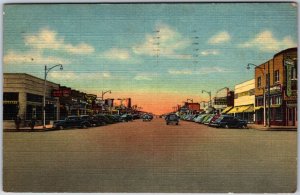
(180, 113), (248, 129)
(52, 113), (140, 130)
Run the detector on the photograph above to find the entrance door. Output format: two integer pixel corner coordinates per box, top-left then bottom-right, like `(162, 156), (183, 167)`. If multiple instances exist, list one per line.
(287, 107), (296, 126)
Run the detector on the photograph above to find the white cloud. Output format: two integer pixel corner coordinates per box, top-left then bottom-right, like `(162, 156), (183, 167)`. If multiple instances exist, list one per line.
(24, 28), (95, 54)
(200, 49), (220, 56)
(168, 67), (232, 75)
(238, 30), (297, 52)
(208, 31), (231, 44)
(100, 48), (131, 61)
(168, 69), (193, 75)
(132, 23), (191, 59)
(3, 50), (70, 65)
(134, 73), (157, 81)
(49, 71), (111, 80)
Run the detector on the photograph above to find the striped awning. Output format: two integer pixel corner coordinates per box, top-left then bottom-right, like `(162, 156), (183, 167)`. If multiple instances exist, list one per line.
(221, 106), (233, 114)
(3, 101), (18, 104)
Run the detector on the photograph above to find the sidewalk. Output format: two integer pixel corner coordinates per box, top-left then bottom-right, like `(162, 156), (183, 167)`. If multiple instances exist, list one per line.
(4, 124), (54, 132)
(248, 124), (297, 131)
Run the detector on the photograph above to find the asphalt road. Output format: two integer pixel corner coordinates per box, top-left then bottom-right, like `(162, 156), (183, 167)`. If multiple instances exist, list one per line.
(3, 118), (297, 193)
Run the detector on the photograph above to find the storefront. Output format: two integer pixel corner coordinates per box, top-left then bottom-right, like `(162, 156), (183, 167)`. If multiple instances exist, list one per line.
(3, 73), (60, 128)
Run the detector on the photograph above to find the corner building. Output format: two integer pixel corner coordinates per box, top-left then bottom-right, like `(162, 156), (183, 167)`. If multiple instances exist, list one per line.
(254, 47), (297, 126)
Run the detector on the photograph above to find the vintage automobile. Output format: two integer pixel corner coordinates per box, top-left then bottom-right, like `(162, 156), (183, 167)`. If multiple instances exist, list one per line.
(53, 116), (91, 130)
(142, 114), (153, 121)
(165, 113), (179, 125)
(209, 115), (248, 129)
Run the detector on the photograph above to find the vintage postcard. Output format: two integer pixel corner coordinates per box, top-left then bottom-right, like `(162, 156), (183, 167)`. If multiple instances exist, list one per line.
(2, 2), (298, 193)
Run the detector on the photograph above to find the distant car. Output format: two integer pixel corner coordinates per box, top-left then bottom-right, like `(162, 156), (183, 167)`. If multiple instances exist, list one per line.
(121, 114), (133, 122)
(165, 114), (179, 125)
(209, 115), (247, 129)
(53, 116), (91, 130)
(142, 114), (153, 121)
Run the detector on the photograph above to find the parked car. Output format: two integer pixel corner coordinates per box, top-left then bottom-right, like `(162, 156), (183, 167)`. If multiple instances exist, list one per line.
(200, 114), (213, 124)
(194, 114), (207, 123)
(121, 114), (133, 122)
(53, 116), (91, 130)
(80, 115), (104, 127)
(94, 114), (113, 124)
(203, 114), (215, 125)
(209, 115), (248, 129)
(209, 114), (221, 125)
(165, 113), (179, 125)
(142, 114), (153, 121)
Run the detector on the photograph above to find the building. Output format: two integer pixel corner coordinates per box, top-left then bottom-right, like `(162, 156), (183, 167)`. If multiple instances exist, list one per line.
(3, 73), (98, 129)
(228, 79), (255, 123)
(254, 47), (297, 126)
(3, 73), (60, 128)
(179, 102), (200, 114)
(213, 90), (234, 114)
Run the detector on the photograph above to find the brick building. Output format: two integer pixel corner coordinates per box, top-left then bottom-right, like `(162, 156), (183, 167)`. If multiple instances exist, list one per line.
(254, 47), (297, 126)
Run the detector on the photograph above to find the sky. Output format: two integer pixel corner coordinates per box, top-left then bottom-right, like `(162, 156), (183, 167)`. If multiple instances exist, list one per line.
(3, 3), (298, 115)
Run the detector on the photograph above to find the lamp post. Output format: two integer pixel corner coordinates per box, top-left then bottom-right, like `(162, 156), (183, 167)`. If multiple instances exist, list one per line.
(201, 90), (212, 107)
(247, 63), (268, 127)
(43, 64), (63, 128)
(101, 90), (111, 100)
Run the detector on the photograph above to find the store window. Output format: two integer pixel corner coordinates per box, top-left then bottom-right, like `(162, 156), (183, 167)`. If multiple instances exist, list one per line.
(274, 70), (279, 83)
(275, 108), (283, 120)
(291, 66), (297, 80)
(257, 77), (261, 88)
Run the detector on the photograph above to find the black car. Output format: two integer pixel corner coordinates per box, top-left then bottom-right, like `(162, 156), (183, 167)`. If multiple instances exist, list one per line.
(165, 114), (179, 125)
(210, 115), (247, 129)
(53, 116), (91, 130)
(95, 114), (114, 124)
(142, 114), (153, 121)
(81, 115), (104, 127)
(121, 114), (133, 122)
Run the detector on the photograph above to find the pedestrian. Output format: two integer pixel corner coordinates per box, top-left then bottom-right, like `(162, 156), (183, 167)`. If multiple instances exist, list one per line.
(29, 116), (36, 130)
(14, 115), (22, 130)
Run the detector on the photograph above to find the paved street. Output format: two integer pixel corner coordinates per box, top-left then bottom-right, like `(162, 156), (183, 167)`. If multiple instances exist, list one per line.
(3, 118), (297, 193)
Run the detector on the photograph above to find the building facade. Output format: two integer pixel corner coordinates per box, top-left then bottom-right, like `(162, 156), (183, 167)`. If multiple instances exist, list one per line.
(3, 73), (60, 127)
(228, 79), (255, 123)
(3, 73), (98, 128)
(254, 47), (297, 126)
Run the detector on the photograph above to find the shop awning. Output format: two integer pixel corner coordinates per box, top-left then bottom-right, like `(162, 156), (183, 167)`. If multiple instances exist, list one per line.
(221, 106), (233, 114)
(243, 105), (254, 112)
(228, 105), (254, 114)
(255, 106), (264, 110)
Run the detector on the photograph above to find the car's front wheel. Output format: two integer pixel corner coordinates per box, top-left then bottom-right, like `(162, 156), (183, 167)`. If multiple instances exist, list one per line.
(58, 125), (64, 130)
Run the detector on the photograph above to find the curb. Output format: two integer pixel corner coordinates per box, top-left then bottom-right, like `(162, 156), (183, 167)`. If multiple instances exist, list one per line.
(4, 128), (53, 132)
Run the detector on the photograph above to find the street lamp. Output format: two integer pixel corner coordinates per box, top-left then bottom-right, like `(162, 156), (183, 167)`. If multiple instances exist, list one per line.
(247, 63), (269, 127)
(101, 90), (111, 100)
(43, 64), (63, 128)
(201, 90), (212, 107)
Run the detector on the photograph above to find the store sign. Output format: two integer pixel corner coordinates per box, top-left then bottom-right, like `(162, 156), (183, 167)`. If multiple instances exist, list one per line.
(284, 58), (294, 97)
(266, 84), (282, 95)
(52, 88), (71, 97)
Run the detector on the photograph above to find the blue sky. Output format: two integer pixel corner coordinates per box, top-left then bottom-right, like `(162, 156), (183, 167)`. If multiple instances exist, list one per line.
(3, 3), (298, 113)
